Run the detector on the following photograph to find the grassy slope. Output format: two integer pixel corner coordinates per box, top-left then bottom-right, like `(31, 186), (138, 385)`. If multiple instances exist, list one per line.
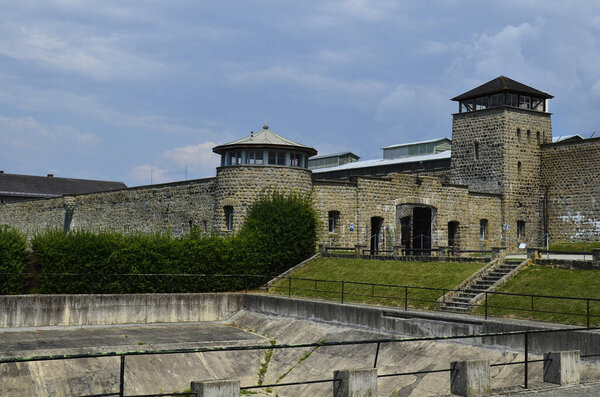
(270, 257), (484, 310)
(549, 241), (600, 252)
(475, 264), (600, 326)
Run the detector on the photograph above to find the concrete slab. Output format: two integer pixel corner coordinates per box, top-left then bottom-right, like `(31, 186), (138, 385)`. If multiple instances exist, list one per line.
(0, 322), (263, 357)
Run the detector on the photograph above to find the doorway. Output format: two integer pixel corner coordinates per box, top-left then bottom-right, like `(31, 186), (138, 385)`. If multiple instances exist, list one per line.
(370, 216), (384, 254)
(412, 207), (432, 255)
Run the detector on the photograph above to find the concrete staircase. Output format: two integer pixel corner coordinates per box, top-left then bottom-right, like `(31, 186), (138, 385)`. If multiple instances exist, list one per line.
(438, 259), (528, 313)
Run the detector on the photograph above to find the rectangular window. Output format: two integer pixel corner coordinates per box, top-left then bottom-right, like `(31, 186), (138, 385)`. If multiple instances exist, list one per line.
(231, 151), (241, 165)
(480, 219), (488, 240)
(328, 210), (340, 233)
(461, 100), (475, 112)
(506, 93), (518, 107)
(268, 152), (277, 165)
(532, 97), (544, 111)
(245, 150), (263, 165)
(277, 152), (286, 166)
(290, 153), (301, 167)
(490, 93), (504, 107)
(476, 97), (489, 110)
(519, 95), (531, 109)
(224, 206), (234, 231)
(517, 221), (525, 240)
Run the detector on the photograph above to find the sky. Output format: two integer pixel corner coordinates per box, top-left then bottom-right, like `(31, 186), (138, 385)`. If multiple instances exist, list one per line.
(2, 1), (600, 186)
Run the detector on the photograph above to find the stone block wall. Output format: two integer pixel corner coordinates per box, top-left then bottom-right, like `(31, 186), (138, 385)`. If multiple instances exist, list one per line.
(214, 165), (313, 233)
(0, 179), (216, 237)
(312, 180), (358, 247)
(315, 173), (503, 251)
(541, 138), (600, 241)
(450, 106), (553, 248)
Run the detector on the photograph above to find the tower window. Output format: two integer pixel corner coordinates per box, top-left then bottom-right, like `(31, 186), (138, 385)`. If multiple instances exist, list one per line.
(517, 161), (522, 175)
(527, 130), (531, 142)
(290, 153), (302, 167)
(536, 131), (540, 144)
(328, 210), (340, 233)
(516, 128), (521, 143)
(517, 221), (526, 240)
(224, 206), (234, 231)
(474, 141), (479, 160)
(480, 219), (488, 241)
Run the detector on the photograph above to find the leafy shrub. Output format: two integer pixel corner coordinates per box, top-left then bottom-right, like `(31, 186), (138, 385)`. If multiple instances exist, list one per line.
(0, 225), (28, 294)
(15, 191), (320, 294)
(238, 191), (320, 276)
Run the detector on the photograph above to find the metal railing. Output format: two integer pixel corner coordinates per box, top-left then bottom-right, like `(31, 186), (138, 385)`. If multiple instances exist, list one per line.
(275, 276), (600, 327)
(0, 273), (272, 295)
(2, 327), (599, 396)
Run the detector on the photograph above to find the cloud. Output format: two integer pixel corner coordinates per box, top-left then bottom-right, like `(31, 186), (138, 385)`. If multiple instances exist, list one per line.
(163, 142), (220, 169)
(0, 78), (215, 137)
(128, 165), (170, 185)
(0, 115), (98, 149)
(229, 66), (387, 99)
(0, 22), (164, 81)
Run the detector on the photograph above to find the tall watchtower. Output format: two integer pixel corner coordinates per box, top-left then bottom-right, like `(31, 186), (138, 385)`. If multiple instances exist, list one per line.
(449, 76), (553, 247)
(212, 125), (317, 233)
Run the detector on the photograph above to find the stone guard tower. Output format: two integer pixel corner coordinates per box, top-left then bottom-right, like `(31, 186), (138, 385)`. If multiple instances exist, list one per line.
(450, 76), (553, 248)
(212, 125), (317, 233)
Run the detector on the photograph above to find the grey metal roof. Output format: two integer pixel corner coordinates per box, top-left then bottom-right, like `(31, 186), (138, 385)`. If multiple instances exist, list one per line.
(552, 134), (583, 143)
(309, 152), (360, 160)
(0, 172), (126, 198)
(312, 150), (451, 173)
(213, 125), (317, 156)
(451, 76), (553, 101)
(382, 137), (451, 150)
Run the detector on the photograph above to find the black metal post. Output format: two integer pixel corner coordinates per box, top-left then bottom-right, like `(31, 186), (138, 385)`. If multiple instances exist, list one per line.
(531, 295), (534, 312)
(341, 281), (345, 304)
(119, 355), (125, 397)
(288, 278), (291, 298)
(485, 292), (488, 320)
(587, 299), (591, 328)
(404, 287), (408, 311)
(524, 331), (529, 389)
(373, 342), (381, 368)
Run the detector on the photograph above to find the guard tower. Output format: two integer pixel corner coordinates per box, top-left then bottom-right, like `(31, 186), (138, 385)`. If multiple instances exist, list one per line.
(449, 76), (553, 247)
(212, 125), (317, 232)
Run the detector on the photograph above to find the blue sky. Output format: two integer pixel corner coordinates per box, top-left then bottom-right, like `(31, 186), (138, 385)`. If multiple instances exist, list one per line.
(2, 1), (600, 186)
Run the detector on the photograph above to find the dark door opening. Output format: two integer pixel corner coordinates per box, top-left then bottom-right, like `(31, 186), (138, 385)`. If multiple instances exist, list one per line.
(370, 217), (384, 254)
(400, 216), (411, 253)
(412, 207), (431, 255)
(448, 221), (459, 251)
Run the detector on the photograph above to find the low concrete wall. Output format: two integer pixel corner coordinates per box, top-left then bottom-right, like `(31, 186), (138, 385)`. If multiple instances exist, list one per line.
(0, 293), (243, 328)
(2, 292), (599, 362)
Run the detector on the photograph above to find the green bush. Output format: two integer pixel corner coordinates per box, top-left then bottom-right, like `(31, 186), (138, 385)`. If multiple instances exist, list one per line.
(0, 225), (28, 294)
(11, 191), (320, 294)
(238, 191), (320, 276)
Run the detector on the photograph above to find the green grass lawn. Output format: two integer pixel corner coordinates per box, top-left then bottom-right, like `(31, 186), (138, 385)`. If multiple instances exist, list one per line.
(549, 241), (600, 252)
(474, 264), (600, 326)
(270, 257), (485, 310)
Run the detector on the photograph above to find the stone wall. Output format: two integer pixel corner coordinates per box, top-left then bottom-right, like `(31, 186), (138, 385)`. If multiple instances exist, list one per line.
(314, 173), (503, 251)
(541, 138), (600, 241)
(0, 179), (216, 237)
(450, 106), (553, 249)
(313, 180), (358, 247)
(214, 165), (313, 233)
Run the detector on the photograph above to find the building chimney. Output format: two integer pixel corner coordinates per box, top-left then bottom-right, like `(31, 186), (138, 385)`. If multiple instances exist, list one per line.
(47, 174), (54, 177)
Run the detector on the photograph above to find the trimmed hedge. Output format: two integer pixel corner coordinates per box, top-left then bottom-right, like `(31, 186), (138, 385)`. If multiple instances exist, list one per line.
(0, 226), (28, 294)
(1, 191), (321, 294)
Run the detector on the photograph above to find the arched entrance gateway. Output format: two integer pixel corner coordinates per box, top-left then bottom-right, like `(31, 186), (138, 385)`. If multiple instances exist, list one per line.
(396, 204), (437, 255)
